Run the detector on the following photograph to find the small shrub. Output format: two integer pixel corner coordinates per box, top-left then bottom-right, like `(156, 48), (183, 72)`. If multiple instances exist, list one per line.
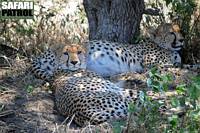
(126, 68), (200, 132)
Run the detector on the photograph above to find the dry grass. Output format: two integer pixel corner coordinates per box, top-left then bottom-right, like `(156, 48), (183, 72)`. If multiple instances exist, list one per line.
(0, 56), (116, 132)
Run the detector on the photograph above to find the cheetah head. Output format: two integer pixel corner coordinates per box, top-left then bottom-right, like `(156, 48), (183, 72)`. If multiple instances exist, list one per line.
(58, 44), (87, 71)
(154, 23), (184, 51)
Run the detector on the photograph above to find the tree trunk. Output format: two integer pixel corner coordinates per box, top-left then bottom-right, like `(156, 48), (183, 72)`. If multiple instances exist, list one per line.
(83, 0), (145, 43)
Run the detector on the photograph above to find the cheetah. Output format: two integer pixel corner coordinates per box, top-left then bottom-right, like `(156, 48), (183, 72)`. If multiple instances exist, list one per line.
(86, 23), (184, 77)
(31, 44), (172, 127)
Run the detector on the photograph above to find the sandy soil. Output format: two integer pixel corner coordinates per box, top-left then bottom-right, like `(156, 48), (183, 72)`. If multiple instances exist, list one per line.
(0, 70), (77, 133)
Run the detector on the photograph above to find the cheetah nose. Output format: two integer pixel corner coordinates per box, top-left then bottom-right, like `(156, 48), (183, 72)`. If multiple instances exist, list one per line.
(71, 61), (78, 65)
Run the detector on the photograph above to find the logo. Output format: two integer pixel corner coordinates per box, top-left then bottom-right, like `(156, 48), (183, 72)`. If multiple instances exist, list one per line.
(0, 0), (34, 19)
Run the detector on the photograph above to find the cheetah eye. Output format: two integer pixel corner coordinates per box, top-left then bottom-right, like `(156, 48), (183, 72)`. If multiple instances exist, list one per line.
(78, 51), (82, 54)
(63, 52), (68, 55)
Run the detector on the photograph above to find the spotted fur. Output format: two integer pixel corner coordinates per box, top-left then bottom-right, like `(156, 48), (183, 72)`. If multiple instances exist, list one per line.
(86, 23), (185, 77)
(31, 44), (170, 126)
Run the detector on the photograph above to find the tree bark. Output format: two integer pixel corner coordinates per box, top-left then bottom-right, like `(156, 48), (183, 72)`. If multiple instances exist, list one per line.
(83, 0), (145, 43)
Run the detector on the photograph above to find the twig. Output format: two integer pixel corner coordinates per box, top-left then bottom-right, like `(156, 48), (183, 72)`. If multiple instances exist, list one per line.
(0, 110), (15, 117)
(143, 8), (160, 16)
(0, 55), (12, 67)
(66, 114), (74, 127)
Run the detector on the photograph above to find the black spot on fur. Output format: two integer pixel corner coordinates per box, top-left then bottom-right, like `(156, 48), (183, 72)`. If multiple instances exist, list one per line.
(133, 59), (135, 63)
(111, 110), (115, 114)
(109, 56), (114, 61)
(114, 107), (119, 110)
(47, 66), (51, 70)
(124, 58), (127, 62)
(98, 116), (103, 120)
(49, 60), (54, 65)
(115, 53), (119, 57)
(121, 57), (124, 62)
(115, 103), (119, 106)
(117, 60), (120, 65)
(129, 90), (133, 96)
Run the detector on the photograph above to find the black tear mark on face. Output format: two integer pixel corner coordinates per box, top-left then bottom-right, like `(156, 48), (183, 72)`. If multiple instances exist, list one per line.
(66, 55), (69, 67)
(170, 32), (177, 48)
(64, 52), (68, 55)
(78, 51), (82, 54)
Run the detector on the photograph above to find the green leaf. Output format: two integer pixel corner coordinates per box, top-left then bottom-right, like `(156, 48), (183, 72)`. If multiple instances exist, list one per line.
(176, 84), (186, 94)
(171, 97), (180, 107)
(128, 102), (136, 113)
(146, 78), (152, 87)
(162, 83), (169, 91)
(168, 115), (178, 128)
(25, 85), (34, 93)
(165, 0), (172, 6)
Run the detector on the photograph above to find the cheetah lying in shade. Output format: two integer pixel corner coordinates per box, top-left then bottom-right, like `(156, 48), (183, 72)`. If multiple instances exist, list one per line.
(31, 44), (174, 126)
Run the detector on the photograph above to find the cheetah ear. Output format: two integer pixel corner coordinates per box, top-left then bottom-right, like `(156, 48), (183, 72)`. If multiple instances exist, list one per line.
(155, 23), (179, 36)
(154, 24), (164, 37)
(172, 24), (181, 32)
(50, 43), (68, 57)
(146, 26), (157, 38)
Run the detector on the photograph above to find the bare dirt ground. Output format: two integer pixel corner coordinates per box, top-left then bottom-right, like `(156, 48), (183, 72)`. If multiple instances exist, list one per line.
(0, 68), (67, 133)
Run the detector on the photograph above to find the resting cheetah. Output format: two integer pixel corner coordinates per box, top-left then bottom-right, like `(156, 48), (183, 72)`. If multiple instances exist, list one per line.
(31, 44), (171, 126)
(86, 23), (184, 77)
